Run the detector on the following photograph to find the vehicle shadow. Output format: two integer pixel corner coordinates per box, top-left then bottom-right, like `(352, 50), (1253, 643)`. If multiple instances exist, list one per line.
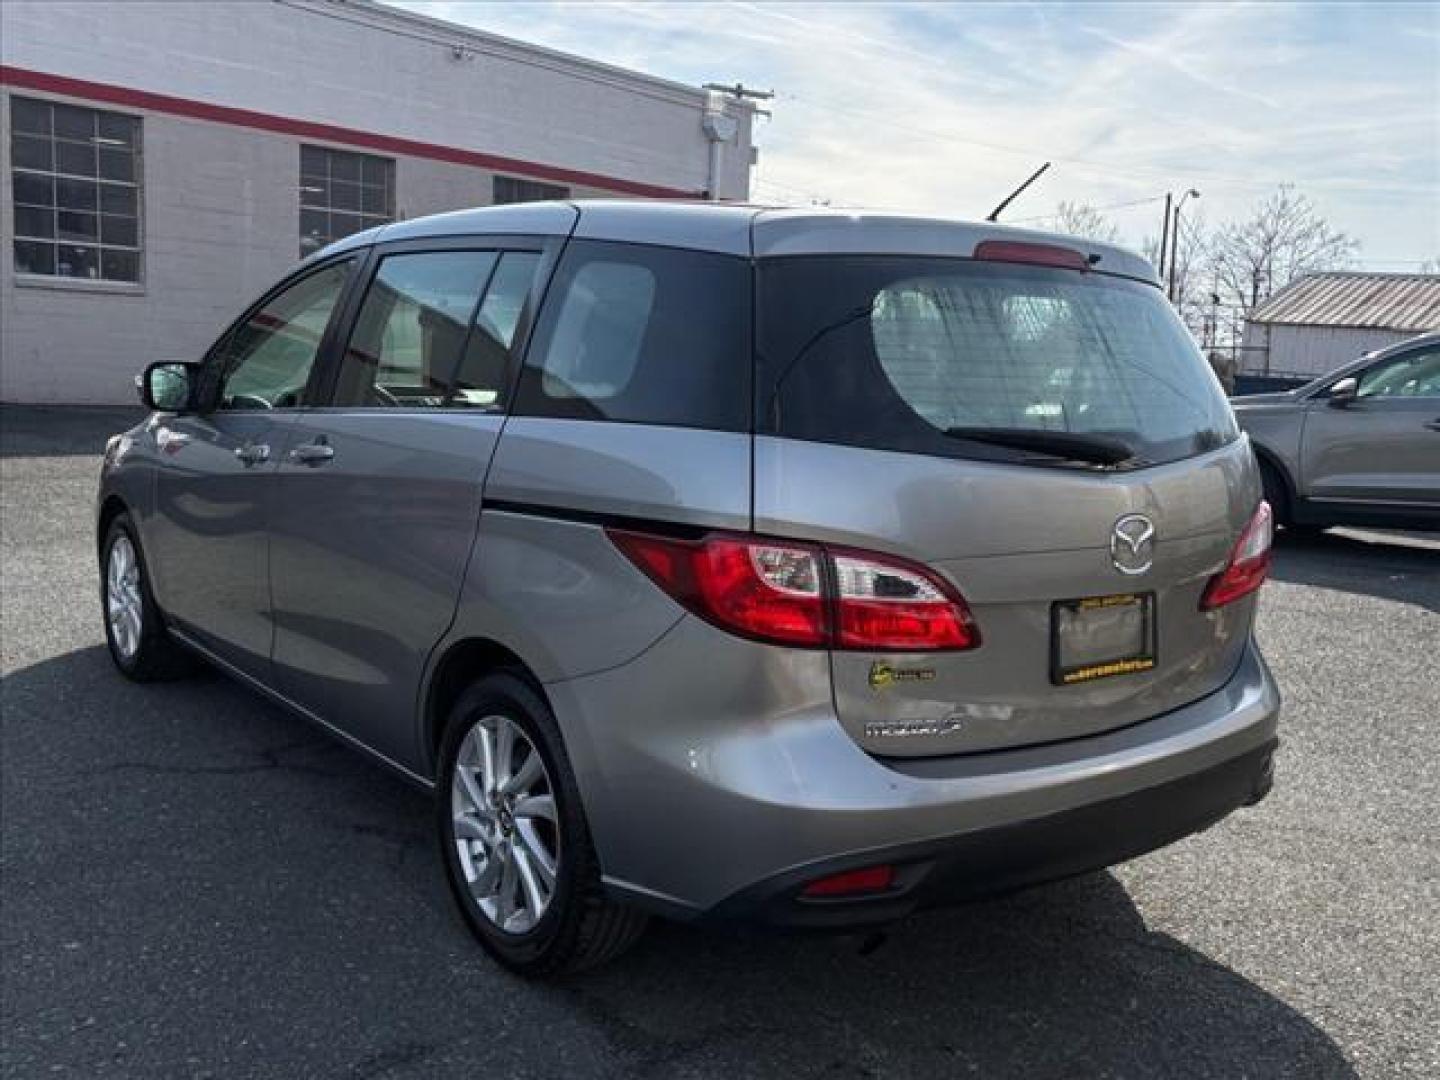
(1, 645), (1357, 1079)
(1270, 526), (1439, 613)
(0, 404), (144, 458)
(565, 877), (1357, 1078)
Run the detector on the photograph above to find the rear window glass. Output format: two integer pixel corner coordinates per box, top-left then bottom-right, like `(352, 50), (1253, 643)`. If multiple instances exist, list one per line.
(757, 256), (1237, 467)
(514, 240), (750, 431)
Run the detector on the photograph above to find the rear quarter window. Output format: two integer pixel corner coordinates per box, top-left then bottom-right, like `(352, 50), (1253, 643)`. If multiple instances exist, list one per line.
(514, 240), (751, 431)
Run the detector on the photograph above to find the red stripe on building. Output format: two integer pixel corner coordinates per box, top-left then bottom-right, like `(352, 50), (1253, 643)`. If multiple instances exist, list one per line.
(0, 64), (699, 200)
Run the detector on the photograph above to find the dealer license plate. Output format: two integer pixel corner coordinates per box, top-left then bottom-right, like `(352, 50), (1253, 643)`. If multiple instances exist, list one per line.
(1051, 593), (1156, 685)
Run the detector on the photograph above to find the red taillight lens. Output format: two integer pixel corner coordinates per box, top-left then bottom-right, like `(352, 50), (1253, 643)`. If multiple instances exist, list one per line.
(607, 530), (828, 647)
(801, 865), (896, 898)
(607, 529), (979, 652)
(1200, 501), (1273, 610)
(831, 550), (978, 650)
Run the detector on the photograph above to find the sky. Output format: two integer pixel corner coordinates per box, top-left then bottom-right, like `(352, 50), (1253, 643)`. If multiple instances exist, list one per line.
(392, 1), (1439, 269)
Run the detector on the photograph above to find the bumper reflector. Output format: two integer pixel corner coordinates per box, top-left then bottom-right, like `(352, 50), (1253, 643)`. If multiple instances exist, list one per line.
(801, 865), (896, 898)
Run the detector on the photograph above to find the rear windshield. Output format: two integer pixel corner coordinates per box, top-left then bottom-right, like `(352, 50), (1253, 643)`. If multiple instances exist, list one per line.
(756, 256), (1237, 467)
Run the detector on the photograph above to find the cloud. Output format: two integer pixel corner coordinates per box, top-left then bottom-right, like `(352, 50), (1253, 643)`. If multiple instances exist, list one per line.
(391, 1), (1440, 266)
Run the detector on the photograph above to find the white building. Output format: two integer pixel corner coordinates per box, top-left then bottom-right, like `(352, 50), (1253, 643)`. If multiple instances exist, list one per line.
(0, 0), (757, 403)
(1240, 272), (1440, 378)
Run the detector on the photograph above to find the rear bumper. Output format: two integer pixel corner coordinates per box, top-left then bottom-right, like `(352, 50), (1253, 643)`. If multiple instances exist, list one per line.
(706, 736), (1276, 929)
(544, 620), (1282, 923)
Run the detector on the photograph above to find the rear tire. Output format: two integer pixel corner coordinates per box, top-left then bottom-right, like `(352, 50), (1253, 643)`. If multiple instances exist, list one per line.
(100, 513), (192, 681)
(437, 672), (648, 975)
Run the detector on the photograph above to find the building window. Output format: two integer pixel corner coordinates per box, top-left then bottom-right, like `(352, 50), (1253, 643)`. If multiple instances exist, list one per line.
(299, 145), (394, 258)
(493, 175), (570, 205)
(9, 95), (142, 283)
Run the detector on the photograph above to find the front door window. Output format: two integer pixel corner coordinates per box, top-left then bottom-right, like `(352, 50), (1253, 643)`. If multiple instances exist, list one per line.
(1358, 348), (1440, 399)
(214, 260), (353, 410)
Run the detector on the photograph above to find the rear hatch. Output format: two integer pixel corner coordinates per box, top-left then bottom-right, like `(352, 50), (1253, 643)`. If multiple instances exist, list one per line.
(752, 243), (1261, 757)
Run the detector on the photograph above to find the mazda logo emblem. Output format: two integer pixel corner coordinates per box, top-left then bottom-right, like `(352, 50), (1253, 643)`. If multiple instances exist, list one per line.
(1111, 514), (1156, 575)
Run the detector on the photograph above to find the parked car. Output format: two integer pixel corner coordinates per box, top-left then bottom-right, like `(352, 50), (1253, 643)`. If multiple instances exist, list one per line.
(98, 202), (1280, 974)
(1232, 331), (1440, 532)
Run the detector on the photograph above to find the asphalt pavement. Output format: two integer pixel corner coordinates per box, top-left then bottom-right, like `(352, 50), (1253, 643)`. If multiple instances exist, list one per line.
(2, 405), (1437, 1078)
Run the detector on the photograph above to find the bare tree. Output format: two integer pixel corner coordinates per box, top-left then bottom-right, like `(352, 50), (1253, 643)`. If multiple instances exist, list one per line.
(1051, 201), (1121, 243)
(1419, 256), (1440, 274)
(1208, 185), (1357, 315)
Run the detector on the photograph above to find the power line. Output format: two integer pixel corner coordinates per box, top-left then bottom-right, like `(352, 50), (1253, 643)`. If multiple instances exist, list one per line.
(778, 92), (1431, 198)
(1008, 194), (1168, 225)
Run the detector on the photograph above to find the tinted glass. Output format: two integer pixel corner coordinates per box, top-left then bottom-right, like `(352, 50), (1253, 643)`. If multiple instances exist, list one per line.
(298, 146), (393, 258)
(333, 251), (498, 407)
(757, 256), (1237, 467)
(215, 261), (352, 409)
(493, 175), (570, 205)
(1359, 348), (1440, 399)
(10, 96), (142, 282)
(515, 241), (750, 431)
(448, 251), (541, 409)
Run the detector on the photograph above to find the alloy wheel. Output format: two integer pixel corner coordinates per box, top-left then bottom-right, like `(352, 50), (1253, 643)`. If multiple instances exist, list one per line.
(106, 534), (144, 661)
(450, 714), (560, 934)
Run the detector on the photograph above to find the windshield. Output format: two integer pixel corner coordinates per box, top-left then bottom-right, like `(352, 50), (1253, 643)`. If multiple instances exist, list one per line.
(756, 256), (1238, 467)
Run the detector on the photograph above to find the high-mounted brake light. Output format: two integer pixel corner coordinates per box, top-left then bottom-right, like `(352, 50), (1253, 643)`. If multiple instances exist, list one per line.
(607, 529), (979, 651)
(1200, 501), (1273, 610)
(973, 239), (1090, 272)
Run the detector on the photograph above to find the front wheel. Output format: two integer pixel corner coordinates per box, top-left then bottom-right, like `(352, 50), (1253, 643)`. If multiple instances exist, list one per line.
(101, 513), (192, 681)
(437, 673), (648, 975)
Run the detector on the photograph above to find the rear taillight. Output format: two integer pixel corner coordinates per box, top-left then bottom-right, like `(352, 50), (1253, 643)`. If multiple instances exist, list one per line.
(608, 531), (826, 647)
(831, 549), (978, 650)
(1200, 501), (1273, 610)
(607, 529), (978, 651)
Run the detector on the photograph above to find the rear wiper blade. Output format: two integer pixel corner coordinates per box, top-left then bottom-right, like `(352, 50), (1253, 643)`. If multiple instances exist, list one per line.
(943, 426), (1139, 466)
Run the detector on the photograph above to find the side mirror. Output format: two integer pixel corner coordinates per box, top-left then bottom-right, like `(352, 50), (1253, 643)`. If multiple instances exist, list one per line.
(1327, 376), (1358, 407)
(138, 361), (199, 412)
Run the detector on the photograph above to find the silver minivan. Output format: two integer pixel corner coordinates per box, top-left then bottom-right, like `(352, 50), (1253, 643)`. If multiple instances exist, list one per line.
(98, 201), (1281, 973)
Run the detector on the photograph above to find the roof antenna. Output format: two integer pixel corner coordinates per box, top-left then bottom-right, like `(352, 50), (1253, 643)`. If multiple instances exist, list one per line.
(986, 162), (1051, 222)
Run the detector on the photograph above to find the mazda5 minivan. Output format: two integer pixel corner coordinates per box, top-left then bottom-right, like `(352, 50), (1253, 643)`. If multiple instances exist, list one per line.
(98, 201), (1280, 973)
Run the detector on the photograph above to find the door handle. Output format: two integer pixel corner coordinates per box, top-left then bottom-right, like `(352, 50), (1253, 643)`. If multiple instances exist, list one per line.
(1424, 419), (1440, 432)
(288, 439), (335, 466)
(234, 442), (270, 466)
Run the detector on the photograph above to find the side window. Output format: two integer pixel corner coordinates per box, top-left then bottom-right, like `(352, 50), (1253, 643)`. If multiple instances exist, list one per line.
(448, 251), (541, 408)
(515, 240), (750, 431)
(333, 251), (498, 407)
(1358, 349), (1440, 399)
(214, 260), (352, 410)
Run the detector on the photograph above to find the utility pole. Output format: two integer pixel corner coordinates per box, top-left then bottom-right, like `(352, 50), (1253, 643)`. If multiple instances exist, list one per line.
(701, 83), (774, 201)
(701, 83), (774, 117)
(1168, 188), (1200, 302)
(1157, 193), (1172, 282)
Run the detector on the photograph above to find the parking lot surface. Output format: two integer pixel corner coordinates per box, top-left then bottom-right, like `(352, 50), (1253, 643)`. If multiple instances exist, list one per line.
(3, 405), (1437, 1079)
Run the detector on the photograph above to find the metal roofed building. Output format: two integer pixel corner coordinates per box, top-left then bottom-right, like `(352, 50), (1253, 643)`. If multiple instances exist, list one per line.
(0, 0), (757, 404)
(1240, 272), (1440, 377)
